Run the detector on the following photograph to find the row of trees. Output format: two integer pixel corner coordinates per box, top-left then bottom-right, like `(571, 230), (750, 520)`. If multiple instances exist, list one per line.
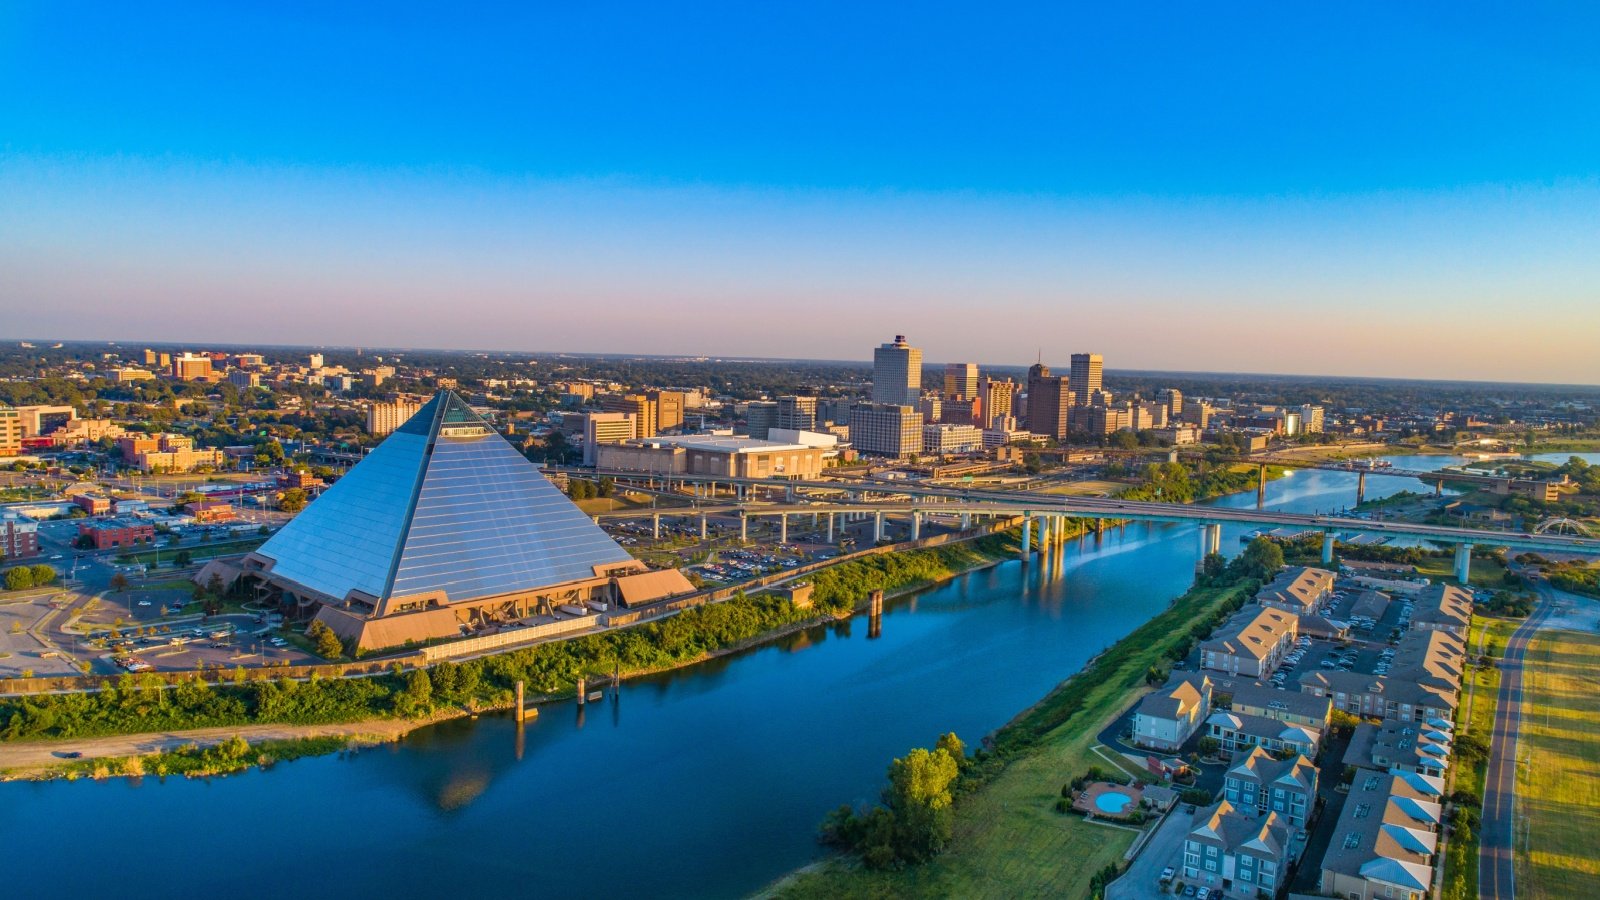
(3, 564), (57, 592)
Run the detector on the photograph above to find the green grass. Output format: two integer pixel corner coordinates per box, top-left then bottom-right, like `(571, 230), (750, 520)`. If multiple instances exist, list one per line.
(1415, 554), (1515, 590)
(771, 577), (1255, 900)
(1516, 623), (1600, 898)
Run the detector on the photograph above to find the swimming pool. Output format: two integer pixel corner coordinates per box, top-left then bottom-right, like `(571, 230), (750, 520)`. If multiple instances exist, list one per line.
(1094, 791), (1134, 814)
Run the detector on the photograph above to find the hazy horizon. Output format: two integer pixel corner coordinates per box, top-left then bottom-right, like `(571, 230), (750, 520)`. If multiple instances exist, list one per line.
(4, 4), (1599, 383)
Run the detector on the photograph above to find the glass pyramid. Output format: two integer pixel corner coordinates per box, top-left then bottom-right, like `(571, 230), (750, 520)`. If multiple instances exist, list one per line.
(255, 391), (634, 607)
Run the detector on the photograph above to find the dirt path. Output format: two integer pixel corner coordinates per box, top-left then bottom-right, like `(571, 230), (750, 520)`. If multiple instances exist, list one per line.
(0, 716), (438, 774)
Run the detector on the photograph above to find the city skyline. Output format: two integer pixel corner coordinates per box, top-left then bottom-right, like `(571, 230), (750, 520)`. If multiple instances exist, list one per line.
(4, 5), (1600, 383)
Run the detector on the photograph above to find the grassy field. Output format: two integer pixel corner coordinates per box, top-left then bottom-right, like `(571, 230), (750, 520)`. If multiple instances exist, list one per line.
(1515, 624), (1600, 899)
(1415, 554), (1515, 590)
(1440, 615), (1517, 900)
(1038, 480), (1129, 497)
(770, 578), (1254, 900)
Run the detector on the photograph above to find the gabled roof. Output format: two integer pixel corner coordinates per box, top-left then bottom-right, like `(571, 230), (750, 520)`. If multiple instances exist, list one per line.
(255, 391), (634, 608)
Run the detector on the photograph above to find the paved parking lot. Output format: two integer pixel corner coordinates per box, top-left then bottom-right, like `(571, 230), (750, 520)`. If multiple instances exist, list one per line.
(0, 595), (82, 678)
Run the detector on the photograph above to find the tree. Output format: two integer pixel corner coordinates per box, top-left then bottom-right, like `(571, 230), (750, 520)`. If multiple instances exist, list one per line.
(396, 668), (433, 716)
(307, 620), (344, 659)
(1238, 537), (1285, 579)
(174, 550), (194, 567)
(110, 572), (129, 592)
(278, 488), (308, 513)
(5, 567), (35, 591)
(28, 564), (55, 586)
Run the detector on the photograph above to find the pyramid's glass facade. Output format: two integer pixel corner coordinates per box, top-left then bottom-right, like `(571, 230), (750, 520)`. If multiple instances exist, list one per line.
(255, 392), (633, 606)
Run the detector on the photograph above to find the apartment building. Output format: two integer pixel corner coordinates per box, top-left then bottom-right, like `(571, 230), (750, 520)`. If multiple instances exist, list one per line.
(1222, 746), (1318, 826)
(1182, 800), (1292, 896)
(1200, 606), (1298, 677)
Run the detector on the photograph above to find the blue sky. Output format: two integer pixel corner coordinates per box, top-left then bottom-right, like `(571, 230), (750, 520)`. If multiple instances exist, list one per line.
(3, 3), (1598, 381)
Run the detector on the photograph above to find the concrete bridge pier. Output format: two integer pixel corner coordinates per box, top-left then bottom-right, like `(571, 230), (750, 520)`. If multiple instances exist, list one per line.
(1196, 523), (1222, 561)
(1434, 480), (1443, 497)
(960, 513), (971, 530)
(1322, 531), (1336, 565)
(826, 513), (835, 543)
(1168, 448), (1180, 463)
(779, 514), (788, 545)
(1454, 544), (1472, 584)
(653, 514), (660, 540)
(740, 514), (748, 543)
(910, 511), (922, 541)
(1357, 470), (1367, 506)
(873, 512), (884, 543)
(1257, 464), (1268, 506)
(699, 514), (707, 541)
(785, 484), (796, 503)
(1021, 515), (1033, 561)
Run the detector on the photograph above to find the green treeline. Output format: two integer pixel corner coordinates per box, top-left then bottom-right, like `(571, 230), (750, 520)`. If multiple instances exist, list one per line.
(1, 537), (1021, 742)
(1116, 462), (1284, 504)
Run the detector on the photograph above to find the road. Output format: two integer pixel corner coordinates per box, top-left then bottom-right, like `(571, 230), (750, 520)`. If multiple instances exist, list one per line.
(1478, 587), (1556, 900)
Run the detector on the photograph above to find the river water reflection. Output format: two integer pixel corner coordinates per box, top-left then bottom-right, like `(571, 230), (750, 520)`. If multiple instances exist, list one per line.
(4, 454), (1588, 899)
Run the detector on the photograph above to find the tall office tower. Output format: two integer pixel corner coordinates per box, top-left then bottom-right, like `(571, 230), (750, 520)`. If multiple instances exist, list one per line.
(745, 401), (779, 439)
(1157, 388), (1183, 418)
(942, 362), (979, 400)
(1298, 404), (1325, 433)
(143, 349), (158, 365)
(1182, 398), (1215, 429)
(848, 403), (924, 457)
(582, 412), (638, 465)
(366, 398), (426, 436)
(601, 393), (658, 438)
(308, 353), (325, 369)
(1068, 353), (1103, 401)
(775, 395), (818, 432)
(980, 376), (1016, 428)
(171, 353), (214, 380)
(1026, 363), (1072, 438)
(872, 335), (922, 407)
(817, 398), (854, 426)
(648, 390), (686, 432)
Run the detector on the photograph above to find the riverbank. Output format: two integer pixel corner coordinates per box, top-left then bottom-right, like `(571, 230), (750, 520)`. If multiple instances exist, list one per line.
(0, 532), (1037, 763)
(0, 715), (442, 781)
(766, 569), (1259, 899)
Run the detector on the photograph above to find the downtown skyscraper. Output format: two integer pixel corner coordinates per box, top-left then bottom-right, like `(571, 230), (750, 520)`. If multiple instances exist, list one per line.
(871, 335), (922, 407)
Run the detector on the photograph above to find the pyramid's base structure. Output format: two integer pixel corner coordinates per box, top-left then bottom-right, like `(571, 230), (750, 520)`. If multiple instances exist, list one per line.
(241, 391), (693, 652)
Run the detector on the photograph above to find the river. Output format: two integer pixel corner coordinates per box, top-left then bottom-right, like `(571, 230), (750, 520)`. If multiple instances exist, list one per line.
(2, 453), (1590, 899)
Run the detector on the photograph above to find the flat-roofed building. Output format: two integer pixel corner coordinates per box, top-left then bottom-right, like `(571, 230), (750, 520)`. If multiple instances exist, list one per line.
(979, 376), (1016, 428)
(600, 393), (658, 439)
(13, 405), (77, 438)
(774, 396), (818, 433)
(648, 390), (687, 432)
(0, 408), (21, 456)
(596, 435), (827, 480)
(943, 362), (978, 399)
(367, 398), (426, 436)
(228, 370), (261, 389)
(849, 403), (923, 458)
(745, 401), (779, 439)
(171, 353), (214, 380)
(1068, 352), (1103, 399)
(922, 423), (984, 455)
(78, 518), (156, 550)
(583, 412), (638, 465)
(112, 367), (157, 382)
(1, 512), (40, 559)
